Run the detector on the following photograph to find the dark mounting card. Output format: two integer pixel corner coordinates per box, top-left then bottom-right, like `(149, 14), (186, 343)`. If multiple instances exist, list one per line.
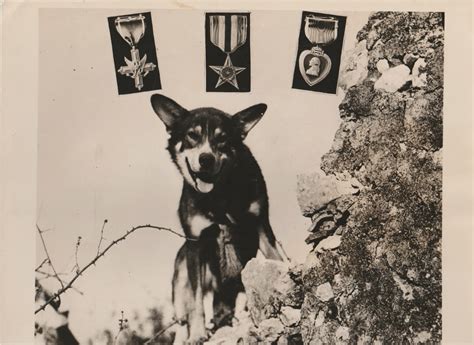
(108, 12), (161, 95)
(292, 11), (346, 94)
(205, 13), (251, 93)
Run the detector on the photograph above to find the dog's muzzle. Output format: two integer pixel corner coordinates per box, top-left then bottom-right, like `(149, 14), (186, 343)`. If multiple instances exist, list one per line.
(185, 157), (221, 193)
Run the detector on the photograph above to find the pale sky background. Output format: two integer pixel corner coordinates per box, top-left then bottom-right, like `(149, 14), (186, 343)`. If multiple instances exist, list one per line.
(37, 9), (369, 342)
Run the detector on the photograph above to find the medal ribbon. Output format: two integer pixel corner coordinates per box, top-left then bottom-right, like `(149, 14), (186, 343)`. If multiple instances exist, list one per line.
(304, 16), (338, 45)
(209, 15), (248, 54)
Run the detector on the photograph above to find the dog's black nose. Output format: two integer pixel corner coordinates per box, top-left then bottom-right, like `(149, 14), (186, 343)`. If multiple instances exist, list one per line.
(199, 153), (215, 169)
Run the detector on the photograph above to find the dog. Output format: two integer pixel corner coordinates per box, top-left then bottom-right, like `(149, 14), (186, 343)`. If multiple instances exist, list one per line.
(150, 94), (283, 344)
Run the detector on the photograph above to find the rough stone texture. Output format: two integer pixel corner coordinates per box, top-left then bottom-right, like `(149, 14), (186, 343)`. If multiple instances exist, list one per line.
(205, 311), (254, 345)
(374, 64), (411, 92)
(241, 257), (304, 325)
(280, 306), (301, 327)
(206, 258), (304, 344)
(300, 12), (443, 344)
(339, 40), (369, 91)
(297, 173), (360, 218)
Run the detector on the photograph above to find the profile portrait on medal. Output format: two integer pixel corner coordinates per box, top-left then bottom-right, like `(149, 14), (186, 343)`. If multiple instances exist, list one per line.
(306, 56), (321, 76)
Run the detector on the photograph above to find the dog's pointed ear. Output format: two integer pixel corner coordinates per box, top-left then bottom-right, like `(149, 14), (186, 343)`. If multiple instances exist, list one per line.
(232, 103), (267, 139)
(150, 94), (188, 131)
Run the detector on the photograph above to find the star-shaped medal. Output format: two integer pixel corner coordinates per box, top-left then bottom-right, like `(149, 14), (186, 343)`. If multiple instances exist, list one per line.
(209, 55), (246, 90)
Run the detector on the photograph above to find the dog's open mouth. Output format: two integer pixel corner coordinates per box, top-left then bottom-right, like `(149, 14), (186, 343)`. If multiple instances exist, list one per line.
(185, 157), (220, 193)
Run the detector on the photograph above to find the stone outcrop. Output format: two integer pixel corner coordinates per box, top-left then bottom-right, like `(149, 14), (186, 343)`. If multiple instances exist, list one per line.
(206, 258), (304, 344)
(300, 11), (443, 344)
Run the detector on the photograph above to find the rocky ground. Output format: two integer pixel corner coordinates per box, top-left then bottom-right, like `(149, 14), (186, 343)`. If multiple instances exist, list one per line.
(206, 11), (443, 345)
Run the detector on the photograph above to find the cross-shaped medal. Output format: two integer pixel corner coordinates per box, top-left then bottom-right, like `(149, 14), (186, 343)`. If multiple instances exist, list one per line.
(118, 47), (156, 91)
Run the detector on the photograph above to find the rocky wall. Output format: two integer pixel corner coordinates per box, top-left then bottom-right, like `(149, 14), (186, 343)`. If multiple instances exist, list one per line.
(299, 11), (443, 344)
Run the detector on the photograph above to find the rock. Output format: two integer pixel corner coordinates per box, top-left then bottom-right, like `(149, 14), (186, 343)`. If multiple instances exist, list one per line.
(280, 307), (301, 327)
(335, 326), (350, 342)
(413, 331), (432, 344)
(412, 58), (427, 88)
(392, 272), (415, 301)
(315, 310), (325, 327)
(374, 64), (411, 92)
(404, 91), (443, 151)
(303, 11), (443, 345)
(256, 318), (284, 342)
(375, 59), (389, 73)
(205, 326), (234, 345)
(315, 282), (334, 302)
(241, 257), (303, 324)
(339, 40), (369, 91)
(338, 80), (376, 119)
(403, 53), (419, 67)
(296, 173), (359, 217)
(315, 235), (342, 253)
(356, 335), (373, 345)
(204, 311), (254, 345)
(304, 193), (357, 247)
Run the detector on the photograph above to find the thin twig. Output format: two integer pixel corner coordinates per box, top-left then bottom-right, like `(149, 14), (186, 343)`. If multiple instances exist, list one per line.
(37, 225), (65, 291)
(35, 258), (49, 272)
(73, 236), (82, 274)
(144, 319), (179, 344)
(36, 270), (84, 295)
(96, 219), (108, 257)
(36, 269), (67, 277)
(276, 239), (291, 263)
(35, 224), (196, 314)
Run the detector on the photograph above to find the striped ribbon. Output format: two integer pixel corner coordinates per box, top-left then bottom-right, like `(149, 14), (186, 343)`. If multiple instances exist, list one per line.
(209, 15), (248, 54)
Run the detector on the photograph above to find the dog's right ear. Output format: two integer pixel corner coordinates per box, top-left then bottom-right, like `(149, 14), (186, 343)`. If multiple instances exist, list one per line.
(150, 94), (188, 131)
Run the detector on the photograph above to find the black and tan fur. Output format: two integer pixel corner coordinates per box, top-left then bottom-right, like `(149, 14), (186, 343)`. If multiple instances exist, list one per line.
(150, 94), (283, 344)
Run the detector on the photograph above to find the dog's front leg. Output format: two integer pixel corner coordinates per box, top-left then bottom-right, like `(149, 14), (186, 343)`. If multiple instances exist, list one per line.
(172, 245), (190, 344)
(186, 241), (207, 344)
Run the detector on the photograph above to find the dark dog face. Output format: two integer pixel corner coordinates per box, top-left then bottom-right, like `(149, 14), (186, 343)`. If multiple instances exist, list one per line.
(151, 94), (267, 193)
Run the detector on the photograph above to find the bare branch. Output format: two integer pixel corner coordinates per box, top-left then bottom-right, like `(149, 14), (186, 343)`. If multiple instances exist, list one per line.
(35, 258), (49, 272)
(36, 270), (84, 295)
(276, 239), (292, 263)
(73, 236), (82, 274)
(36, 269), (67, 277)
(35, 224), (196, 314)
(37, 225), (65, 292)
(144, 319), (179, 345)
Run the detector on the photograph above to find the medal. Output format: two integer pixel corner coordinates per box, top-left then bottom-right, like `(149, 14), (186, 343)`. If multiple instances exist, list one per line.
(115, 14), (157, 91)
(208, 15), (248, 90)
(298, 15), (339, 86)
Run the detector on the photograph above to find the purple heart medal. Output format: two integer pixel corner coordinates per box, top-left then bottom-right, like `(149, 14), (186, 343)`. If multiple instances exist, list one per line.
(299, 15), (339, 86)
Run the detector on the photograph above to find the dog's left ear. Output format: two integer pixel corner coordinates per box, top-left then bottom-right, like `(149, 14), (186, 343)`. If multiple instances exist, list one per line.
(233, 103), (267, 139)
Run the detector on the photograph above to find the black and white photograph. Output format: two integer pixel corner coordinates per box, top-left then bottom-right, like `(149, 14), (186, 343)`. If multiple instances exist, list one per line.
(0, 2), (472, 345)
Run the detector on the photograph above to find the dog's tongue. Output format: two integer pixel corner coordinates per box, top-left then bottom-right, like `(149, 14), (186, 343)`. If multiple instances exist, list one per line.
(196, 178), (214, 193)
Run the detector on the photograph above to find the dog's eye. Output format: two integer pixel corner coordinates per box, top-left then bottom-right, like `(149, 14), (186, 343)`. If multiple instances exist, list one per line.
(187, 131), (199, 141)
(215, 133), (227, 144)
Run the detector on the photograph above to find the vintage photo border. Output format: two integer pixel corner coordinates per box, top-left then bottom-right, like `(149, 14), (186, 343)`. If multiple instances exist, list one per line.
(0, 0), (472, 343)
